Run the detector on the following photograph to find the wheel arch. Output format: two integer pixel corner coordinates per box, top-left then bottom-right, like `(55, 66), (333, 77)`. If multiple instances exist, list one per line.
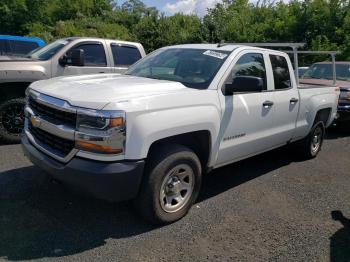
(313, 107), (332, 127)
(146, 130), (212, 172)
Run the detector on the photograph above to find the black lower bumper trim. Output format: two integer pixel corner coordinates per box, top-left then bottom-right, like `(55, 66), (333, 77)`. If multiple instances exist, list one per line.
(21, 135), (145, 202)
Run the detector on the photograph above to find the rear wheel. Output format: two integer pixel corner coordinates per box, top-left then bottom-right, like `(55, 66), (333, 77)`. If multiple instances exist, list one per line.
(0, 98), (26, 143)
(297, 121), (325, 159)
(135, 144), (202, 224)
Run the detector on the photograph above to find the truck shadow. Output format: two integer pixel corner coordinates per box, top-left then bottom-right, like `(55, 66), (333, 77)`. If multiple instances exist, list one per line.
(198, 145), (300, 202)
(0, 144), (303, 260)
(330, 210), (350, 262)
(0, 166), (156, 260)
(325, 122), (350, 140)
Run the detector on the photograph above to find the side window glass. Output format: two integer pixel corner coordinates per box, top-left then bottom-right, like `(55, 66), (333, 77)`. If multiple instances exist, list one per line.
(69, 43), (107, 67)
(111, 44), (142, 67)
(9, 40), (38, 55)
(230, 53), (267, 91)
(269, 55), (291, 90)
(0, 40), (6, 55)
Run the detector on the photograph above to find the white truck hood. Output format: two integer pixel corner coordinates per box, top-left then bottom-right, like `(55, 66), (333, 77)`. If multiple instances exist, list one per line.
(30, 74), (190, 109)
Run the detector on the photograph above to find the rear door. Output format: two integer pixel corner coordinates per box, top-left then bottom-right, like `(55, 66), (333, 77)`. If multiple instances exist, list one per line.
(110, 43), (142, 73)
(61, 41), (113, 76)
(268, 53), (299, 144)
(216, 50), (276, 166)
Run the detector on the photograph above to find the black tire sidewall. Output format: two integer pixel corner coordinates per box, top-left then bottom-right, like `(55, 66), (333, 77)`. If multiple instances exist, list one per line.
(137, 145), (202, 224)
(308, 122), (325, 158)
(153, 155), (201, 223)
(0, 98), (26, 143)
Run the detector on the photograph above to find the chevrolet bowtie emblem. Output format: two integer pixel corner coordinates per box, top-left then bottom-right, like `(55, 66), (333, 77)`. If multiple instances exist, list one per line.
(30, 115), (41, 128)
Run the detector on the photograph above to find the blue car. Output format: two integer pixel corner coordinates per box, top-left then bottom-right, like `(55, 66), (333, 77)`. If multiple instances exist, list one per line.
(0, 35), (45, 57)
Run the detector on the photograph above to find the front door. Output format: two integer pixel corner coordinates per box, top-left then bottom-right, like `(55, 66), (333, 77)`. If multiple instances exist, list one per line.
(61, 41), (112, 76)
(216, 51), (276, 166)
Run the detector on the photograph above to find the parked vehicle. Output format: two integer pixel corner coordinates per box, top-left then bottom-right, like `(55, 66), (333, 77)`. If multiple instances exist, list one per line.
(297, 66), (309, 77)
(0, 35), (45, 57)
(0, 37), (146, 142)
(22, 44), (339, 224)
(300, 62), (350, 121)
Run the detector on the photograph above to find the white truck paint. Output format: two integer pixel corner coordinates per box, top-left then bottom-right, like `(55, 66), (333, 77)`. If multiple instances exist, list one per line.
(22, 44), (339, 223)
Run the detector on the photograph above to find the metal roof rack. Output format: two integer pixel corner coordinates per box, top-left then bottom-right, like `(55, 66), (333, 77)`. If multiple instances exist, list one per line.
(217, 42), (341, 86)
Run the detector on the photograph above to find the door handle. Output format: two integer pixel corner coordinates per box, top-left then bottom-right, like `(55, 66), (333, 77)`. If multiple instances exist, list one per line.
(290, 98), (299, 104)
(99, 72), (105, 74)
(263, 101), (274, 108)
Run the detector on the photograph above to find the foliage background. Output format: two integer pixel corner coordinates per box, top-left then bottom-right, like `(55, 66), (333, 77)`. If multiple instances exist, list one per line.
(1, 0), (350, 63)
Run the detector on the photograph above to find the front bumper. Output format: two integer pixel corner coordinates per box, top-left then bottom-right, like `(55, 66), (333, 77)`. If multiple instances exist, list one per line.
(22, 135), (145, 202)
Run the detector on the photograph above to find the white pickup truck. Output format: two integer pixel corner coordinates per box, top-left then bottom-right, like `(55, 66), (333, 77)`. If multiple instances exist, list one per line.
(22, 44), (339, 224)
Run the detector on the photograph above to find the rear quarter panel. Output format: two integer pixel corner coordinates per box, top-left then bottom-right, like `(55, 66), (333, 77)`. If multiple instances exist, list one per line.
(293, 85), (339, 140)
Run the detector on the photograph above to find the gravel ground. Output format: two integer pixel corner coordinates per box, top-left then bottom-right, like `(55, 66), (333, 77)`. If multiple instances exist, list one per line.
(0, 124), (349, 262)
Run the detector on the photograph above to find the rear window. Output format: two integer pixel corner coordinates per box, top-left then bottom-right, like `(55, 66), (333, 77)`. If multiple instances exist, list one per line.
(111, 44), (142, 67)
(9, 40), (39, 55)
(270, 55), (292, 90)
(303, 64), (350, 82)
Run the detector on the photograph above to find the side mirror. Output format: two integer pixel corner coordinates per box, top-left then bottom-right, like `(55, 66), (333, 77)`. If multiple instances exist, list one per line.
(223, 76), (264, 95)
(59, 49), (84, 67)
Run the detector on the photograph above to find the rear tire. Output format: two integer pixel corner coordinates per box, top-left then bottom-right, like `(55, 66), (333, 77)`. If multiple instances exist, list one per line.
(0, 98), (26, 143)
(135, 144), (202, 225)
(296, 121), (325, 160)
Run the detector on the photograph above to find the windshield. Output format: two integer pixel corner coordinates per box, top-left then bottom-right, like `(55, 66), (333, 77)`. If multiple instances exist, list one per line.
(303, 64), (350, 81)
(126, 48), (231, 89)
(27, 39), (72, 60)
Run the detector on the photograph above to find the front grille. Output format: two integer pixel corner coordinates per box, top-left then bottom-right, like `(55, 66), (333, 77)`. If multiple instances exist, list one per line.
(29, 97), (76, 127)
(28, 123), (75, 156)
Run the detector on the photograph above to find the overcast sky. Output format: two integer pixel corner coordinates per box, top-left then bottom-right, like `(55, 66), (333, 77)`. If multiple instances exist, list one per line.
(119, 0), (222, 17)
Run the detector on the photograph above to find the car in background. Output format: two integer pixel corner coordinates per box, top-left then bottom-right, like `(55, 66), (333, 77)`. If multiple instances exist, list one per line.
(300, 62), (350, 122)
(0, 37), (146, 143)
(0, 35), (45, 58)
(297, 66), (309, 77)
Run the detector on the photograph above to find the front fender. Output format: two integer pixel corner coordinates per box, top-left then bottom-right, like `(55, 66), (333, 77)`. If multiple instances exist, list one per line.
(0, 63), (49, 83)
(124, 105), (221, 162)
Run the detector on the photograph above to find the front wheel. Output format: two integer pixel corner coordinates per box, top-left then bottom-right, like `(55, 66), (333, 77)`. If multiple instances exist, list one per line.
(135, 144), (202, 224)
(0, 98), (26, 143)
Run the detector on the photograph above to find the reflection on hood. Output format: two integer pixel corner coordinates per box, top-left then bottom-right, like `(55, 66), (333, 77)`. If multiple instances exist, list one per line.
(0, 55), (34, 62)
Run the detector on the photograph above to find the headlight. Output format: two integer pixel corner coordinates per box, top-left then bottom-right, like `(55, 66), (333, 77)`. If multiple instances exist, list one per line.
(75, 109), (125, 155)
(76, 109), (124, 131)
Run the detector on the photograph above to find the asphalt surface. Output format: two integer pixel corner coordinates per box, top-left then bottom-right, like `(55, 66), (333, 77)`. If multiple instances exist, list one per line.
(0, 124), (349, 262)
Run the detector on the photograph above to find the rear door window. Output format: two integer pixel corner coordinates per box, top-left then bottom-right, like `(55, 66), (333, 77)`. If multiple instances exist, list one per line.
(9, 40), (39, 56)
(269, 55), (292, 90)
(111, 44), (142, 67)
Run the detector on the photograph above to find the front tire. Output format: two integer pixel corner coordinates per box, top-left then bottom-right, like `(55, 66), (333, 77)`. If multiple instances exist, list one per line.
(0, 98), (26, 143)
(135, 144), (202, 225)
